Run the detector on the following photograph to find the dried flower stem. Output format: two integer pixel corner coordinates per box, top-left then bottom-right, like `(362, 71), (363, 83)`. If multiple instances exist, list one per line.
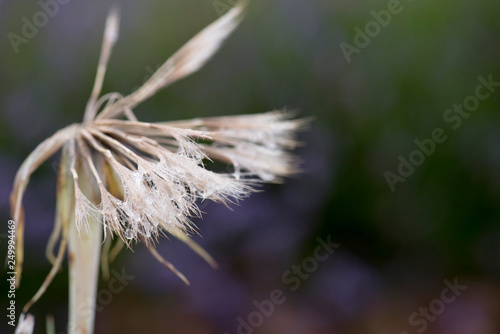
(68, 205), (102, 334)
(12, 1), (307, 332)
(67, 145), (103, 334)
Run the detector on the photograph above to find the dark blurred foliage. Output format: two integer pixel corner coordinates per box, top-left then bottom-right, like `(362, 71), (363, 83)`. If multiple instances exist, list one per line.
(1, 0), (500, 333)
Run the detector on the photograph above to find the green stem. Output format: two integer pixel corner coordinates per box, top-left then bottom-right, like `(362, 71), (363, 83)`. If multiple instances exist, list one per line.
(67, 163), (102, 334)
(68, 213), (102, 334)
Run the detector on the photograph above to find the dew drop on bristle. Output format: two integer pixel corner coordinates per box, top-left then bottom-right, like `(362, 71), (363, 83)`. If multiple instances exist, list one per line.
(257, 171), (275, 181)
(125, 229), (135, 240)
(201, 185), (217, 199)
(233, 163), (241, 180)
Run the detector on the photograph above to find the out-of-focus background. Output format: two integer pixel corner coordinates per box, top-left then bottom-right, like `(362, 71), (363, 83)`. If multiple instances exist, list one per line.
(1, 0), (500, 333)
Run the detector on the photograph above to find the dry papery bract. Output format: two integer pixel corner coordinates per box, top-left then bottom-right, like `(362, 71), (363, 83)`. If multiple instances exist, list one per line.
(10, 1), (307, 330)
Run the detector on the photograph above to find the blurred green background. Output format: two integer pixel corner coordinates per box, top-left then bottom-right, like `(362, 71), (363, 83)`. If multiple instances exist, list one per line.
(1, 0), (500, 333)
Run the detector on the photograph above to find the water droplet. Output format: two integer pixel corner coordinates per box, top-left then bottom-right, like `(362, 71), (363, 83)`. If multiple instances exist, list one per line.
(257, 171), (275, 181)
(202, 185), (217, 198)
(233, 163), (241, 180)
(125, 229), (135, 240)
(267, 141), (278, 150)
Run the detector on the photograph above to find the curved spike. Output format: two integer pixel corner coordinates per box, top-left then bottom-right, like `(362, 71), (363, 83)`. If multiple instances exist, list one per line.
(171, 230), (218, 269)
(145, 242), (190, 285)
(10, 124), (79, 287)
(84, 7), (121, 122)
(23, 142), (75, 313)
(100, 0), (249, 119)
(101, 235), (113, 281)
(109, 238), (126, 262)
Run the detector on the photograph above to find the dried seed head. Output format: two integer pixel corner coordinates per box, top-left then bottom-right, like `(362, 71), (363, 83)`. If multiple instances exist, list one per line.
(10, 1), (309, 316)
